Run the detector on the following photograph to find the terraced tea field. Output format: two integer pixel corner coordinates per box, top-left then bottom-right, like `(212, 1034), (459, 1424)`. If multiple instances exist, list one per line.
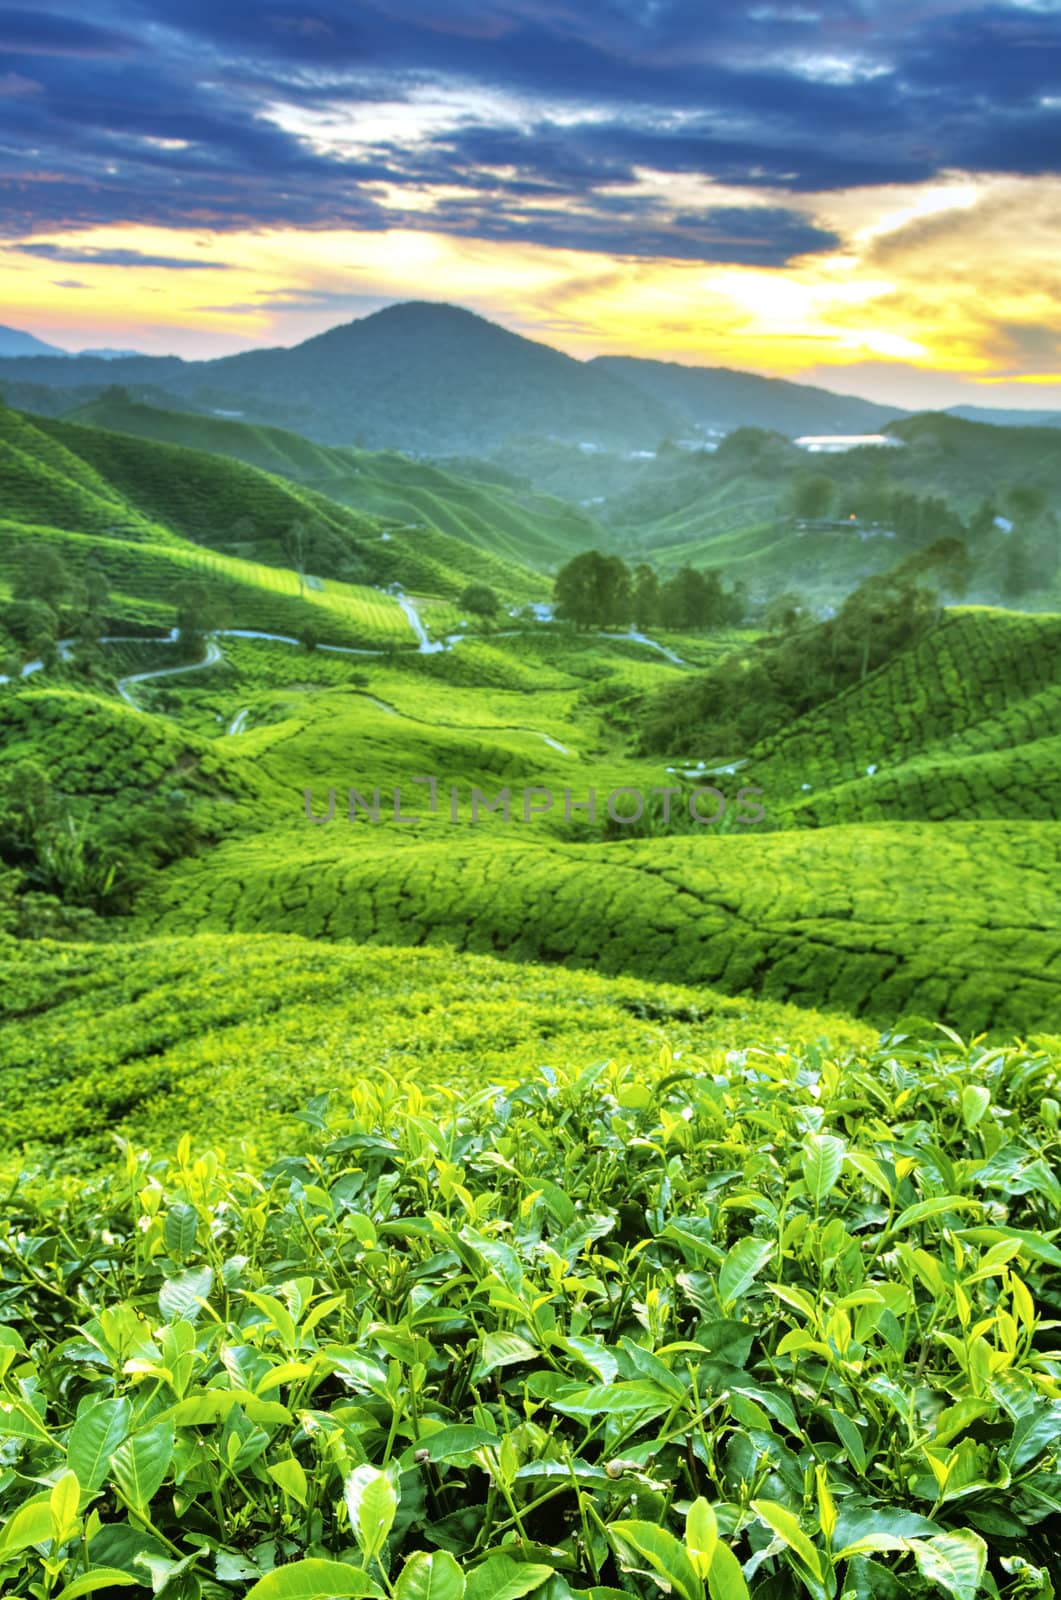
(3, 389), (1061, 1600)
(750, 608), (1061, 823)
(0, 933), (876, 1163)
(143, 821), (1061, 1035)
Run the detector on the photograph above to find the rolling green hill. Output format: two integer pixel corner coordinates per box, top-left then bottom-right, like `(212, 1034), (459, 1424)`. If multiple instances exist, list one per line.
(4, 549), (1057, 1040)
(0, 406), (547, 643)
(882, 412), (1061, 508)
(140, 818), (1060, 1036)
(747, 607), (1061, 825)
(65, 395), (605, 570)
(0, 931), (875, 1160)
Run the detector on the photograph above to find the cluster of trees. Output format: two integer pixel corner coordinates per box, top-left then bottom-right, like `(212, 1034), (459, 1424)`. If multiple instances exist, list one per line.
(458, 583), (500, 618)
(968, 488), (1051, 599)
(279, 517), (372, 592)
(789, 472), (969, 545)
(224, 514), (371, 590)
(641, 538), (969, 756)
(0, 544), (110, 676)
(554, 550), (746, 631)
(0, 758), (213, 935)
(0, 543), (231, 677)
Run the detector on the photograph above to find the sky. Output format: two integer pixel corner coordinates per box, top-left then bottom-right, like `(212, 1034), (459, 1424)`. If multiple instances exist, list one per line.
(1, 0), (1060, 406)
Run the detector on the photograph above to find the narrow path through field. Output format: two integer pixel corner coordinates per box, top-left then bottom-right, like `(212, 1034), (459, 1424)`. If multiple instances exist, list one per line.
(600, 629), (688, 665)
(347, 687), (574, 755)
(117, 638), (223, 705)
(2, 592), (679, 759)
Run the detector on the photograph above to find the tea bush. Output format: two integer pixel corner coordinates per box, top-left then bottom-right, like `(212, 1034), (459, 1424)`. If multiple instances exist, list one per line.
(146, 823), (1061, 1036)
(2, 1034), (1060, 1599)
(0, 933), (874, 1163)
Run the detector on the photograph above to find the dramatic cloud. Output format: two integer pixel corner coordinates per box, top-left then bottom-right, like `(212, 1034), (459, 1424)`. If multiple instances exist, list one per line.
(0, 1), (1058, 400)
(2, 1), (1059, 249)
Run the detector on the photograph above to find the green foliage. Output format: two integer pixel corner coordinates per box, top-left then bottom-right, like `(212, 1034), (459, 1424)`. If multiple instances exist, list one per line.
(640, 544), (962, 756)
(144, 821), (1061, 1036)
(554, 551), (633, 629)
(790, 473), (836, 520)
(0, 934), (873, 1161)
(555, 553), (742, 632)
(1, 1036), (1060, 1598)
(458, 583), (500, 618)
(0, 405), (546, 618)
(10, 539), (72, 605)
(2, 595), (59, 660)
(659, 566), (742, 630)
(64, 396), (596, 578)
(747, 608), (1061, 826)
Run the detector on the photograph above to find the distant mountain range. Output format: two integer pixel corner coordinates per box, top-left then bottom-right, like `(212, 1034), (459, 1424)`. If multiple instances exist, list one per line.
(2, 301), (1060, 452)
(949, 404), (1061, 428)
(590, 354), (902, 437)
(0, 323), (66, 358)
(0, 324), (144, 360)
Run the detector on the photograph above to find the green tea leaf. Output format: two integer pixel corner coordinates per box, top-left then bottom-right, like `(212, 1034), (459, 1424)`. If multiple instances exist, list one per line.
(159, 1266), (214, 1324)
(910, 1532), (987, 1600)
(244, 1559), (385, 1600)
(750, 1500), (822, 1582)
(68, 1396), (133, 1493)
(403, 1425), (499, 1465)
(55, 1571), (139, 1600)
(464, 1554), (555, 1600)
(826, 1408), (866, 1474)
(0, 1492), (53, 1556)
(472, 1331), (538, 1379)
(394, 1550), (466, 1600)
(0, 1395), (54, 1442)
(110, 1420), (175, 1513)
(267, 1456), (309, 1507)
(718, 1237), (774, 1306)
(609, 1519), (704, 1600)
(50, 1468), (82, 1540)
(961, 1085), (991, 1129)
(685, 1497), (718, 1577)
(344, 1464), (398, 1559)
(550, 1380), (673, 1417)
(802, 1134), (846, 1203)
(891, 1197), (981, 1233)
(707, 1544), (750, 1600)
(164, 1203), (199, 1262)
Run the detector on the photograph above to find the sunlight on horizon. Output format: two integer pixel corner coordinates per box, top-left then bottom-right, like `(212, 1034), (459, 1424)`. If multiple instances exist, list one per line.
(3, 171), (1060, 406)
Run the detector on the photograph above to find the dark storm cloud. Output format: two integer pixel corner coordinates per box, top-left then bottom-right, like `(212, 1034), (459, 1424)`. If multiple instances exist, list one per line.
(0, 8), (135, 56)
(1, 1), (1059, 260)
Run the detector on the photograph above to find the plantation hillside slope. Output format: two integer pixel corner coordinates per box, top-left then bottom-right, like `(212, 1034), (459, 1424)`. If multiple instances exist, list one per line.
(0, 406), (546, 614)
(66, 396), (608, 571)
(0, 932), (877, 1161)
(744, 607), (1061, 823)
(0, 523), (415, 647)
(141, 821), (1061, 1035)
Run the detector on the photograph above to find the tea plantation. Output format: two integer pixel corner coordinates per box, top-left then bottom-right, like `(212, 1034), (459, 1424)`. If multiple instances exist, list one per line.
(2, 404), (1061, 1599)
(2, 1024), (1061, 1600)
(751, 610), (1061, 826)
(143, 822), (1060, 1036)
